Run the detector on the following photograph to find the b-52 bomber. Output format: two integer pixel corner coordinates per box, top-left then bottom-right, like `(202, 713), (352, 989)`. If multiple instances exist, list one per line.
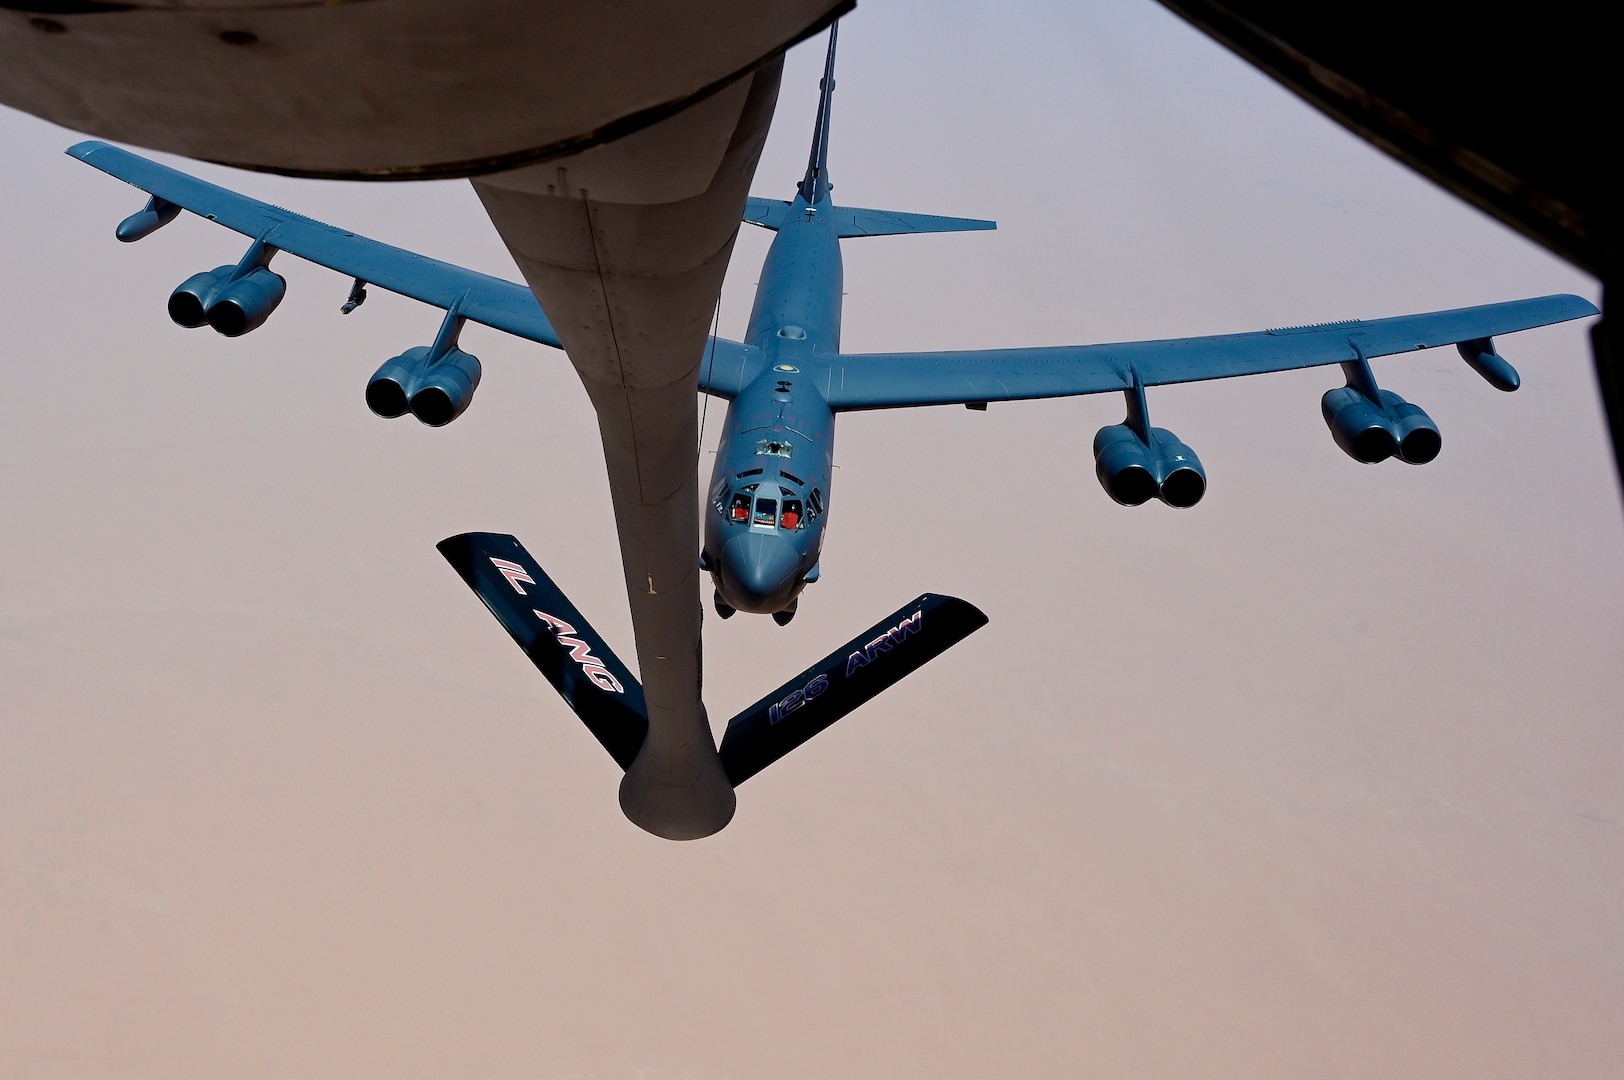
(68, 25), (1595, 837)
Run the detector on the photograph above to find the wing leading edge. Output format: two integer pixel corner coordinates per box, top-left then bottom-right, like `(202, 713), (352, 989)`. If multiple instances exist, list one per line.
(815, 294), (1598, 410)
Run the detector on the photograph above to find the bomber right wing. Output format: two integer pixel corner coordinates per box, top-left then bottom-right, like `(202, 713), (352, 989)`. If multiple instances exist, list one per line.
(815, 295), (1597, 410)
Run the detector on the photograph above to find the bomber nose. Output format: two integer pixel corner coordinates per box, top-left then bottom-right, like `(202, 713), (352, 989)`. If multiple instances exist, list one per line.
(719, 531), (801, 613)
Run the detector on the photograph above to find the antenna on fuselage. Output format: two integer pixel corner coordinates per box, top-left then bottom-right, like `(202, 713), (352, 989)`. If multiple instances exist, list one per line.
(798, 22), (838, 206)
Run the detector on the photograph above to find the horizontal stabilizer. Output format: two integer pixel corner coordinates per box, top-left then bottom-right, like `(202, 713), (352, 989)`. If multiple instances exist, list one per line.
(437, 532), (648, 769)
(718, 593), (988, 785)
(743, 197), (995, 238)
(830, 205), (996, 238)
(742, 197), (795, 231)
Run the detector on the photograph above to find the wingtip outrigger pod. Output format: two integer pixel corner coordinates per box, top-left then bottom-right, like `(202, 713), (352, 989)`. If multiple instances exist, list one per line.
(1457, 337), (1520, 391)
(438, 532), (988, 836)
(115, 194), (180, 243)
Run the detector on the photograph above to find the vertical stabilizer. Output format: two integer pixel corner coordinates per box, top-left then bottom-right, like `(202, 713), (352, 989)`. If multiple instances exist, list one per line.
(798, 22), (839, 205)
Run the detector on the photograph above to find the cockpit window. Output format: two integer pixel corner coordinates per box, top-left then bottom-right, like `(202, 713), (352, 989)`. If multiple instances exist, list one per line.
(754, 497), (778, 526)
(808, 487), (824, 519)
(728, 493), (750, 523)
(780, 498), (804, 530)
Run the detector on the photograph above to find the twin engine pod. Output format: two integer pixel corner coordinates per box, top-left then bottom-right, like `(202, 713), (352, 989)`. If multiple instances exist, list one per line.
(1321, 386), (1440, 464)
(366, 345), (482, 427)
(167, 239), (287, 337)
(169, 265), (287, 336)
(1093, 423), (1207, 508)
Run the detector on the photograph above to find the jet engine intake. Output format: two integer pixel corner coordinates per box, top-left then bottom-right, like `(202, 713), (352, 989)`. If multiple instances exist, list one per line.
(167, 266), (232, 328)
(366, 344), (482, 426)
(409, 348), (482, 427)
(1093, 424), (1158, 506)
(1321, 386), (1440, 464)
(1152, 430), (1207, 507)
(1388, 394), (1442, 464)
(1322, 386), (1397, 463)
(365, 347), (427, 418)
(1093, 424), (1207, 508)
(205, 267), (286, 337)
(167, 240), (284, 336)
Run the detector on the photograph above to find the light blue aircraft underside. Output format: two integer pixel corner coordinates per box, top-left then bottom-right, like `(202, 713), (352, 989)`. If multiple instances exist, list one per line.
(65, 23), (1596, 826)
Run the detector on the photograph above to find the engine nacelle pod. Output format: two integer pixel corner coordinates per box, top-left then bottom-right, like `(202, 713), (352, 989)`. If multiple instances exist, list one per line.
(366, 346), (428, 418)
(205, 267), (286, 337)
(167, 266), (233, 328)
(409, 348), (482, 427)
(1382, 391), (1441, 464)
(1148, 427), (1206, 508)
(1322, 386), (1398, 463)
(1093, 424), (1207, 508)
(1093, 424), (1158, 506)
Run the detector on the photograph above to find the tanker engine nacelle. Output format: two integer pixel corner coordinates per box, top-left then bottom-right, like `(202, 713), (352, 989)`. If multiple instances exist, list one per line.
(1093, 424), (1207, 508)
(1321, 386), (1441, 465)
(166, 239), (286, 337)
(366, 345), (483, 427)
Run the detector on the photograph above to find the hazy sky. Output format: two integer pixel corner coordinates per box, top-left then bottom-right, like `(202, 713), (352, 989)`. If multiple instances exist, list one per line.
(2, 2), (1619, 1077)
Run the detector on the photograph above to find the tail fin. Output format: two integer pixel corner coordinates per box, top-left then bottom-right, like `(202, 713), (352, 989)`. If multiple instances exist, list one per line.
(437, 532), (647, 769)
(755, 20), (995, 236)
(718, 593), (988, 785)
(798, 21), (840, 205)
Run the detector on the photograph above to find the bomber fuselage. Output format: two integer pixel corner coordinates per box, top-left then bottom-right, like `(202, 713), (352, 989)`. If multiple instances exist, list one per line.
(703, 189), (844, 618)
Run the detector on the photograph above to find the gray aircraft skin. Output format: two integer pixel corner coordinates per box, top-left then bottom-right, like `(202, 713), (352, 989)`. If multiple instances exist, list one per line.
(61, 24), (1596, 838)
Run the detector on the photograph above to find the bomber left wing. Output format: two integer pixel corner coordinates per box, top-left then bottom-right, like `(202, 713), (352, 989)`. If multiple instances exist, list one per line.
(814, 295), (1597, 409)
(69, 140), (563, 347)
(69, 142), (767, 394)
